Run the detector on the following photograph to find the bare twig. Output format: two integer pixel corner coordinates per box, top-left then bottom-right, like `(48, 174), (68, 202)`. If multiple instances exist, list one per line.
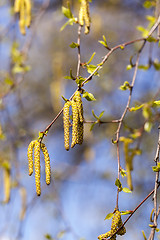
(148, 125), (160, 240)
(76, 25), (82, 78)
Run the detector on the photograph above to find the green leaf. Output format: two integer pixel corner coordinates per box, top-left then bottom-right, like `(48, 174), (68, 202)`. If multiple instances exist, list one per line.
(76, 76), (85, 86)
(146, 36), (157, 42)
(92, 110), (99, 120)
(99, 35), (108, 48)
(99, 111), (104, 119)
(90, 122), (96, 131)
(143, 1), (153, 9)
(138, 65), (149, 70)
(60, 18), (75, 31)
(104, 213), (114, 220)
(112, 139), (117, 144)
(153, 59), (160, 70)
(69, 42), (79, 48)
(126, 64), (133, 70)
(142, 105), (152, 119)
(144, 121), (152, 132)
(115, 178), (122, 191)
(129, 104), (144, 112)
(120, 168), (127, 178)
(122, 187), (132, 193)
(86, 64), (99, 75)
(136, 26), (149, 38)
(152, 162), (160, 172)
(83, 92), (96, 101)
(87, 52), (96, 64)
(120, 45), (125, 50)
(153, 100), (160, 107)
(142, 230), (147, 240)
(121, 210), (132, 215)
(119, 81), (131, 91)
(62, 6), (73, 19)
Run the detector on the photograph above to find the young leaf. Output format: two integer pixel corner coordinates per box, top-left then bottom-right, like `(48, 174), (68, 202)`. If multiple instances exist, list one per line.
(121, 210), (132, 215)
(62, 6), (73, 19)
(129, 104), (144, 112)
(104, 212), (114, 220)
(122, 187), (132, 193)
(115, 178), (122, 191)
(136, 26), (149, 38)
(60, 18), (75, 31)
(144, 121), (152, 132)
(83, 92), (96, 101)
(76, 76), (85, 86)
(69, 42), (79, 48)
(126, 64), (133, 70)
(119, 81), (131, 91)
(120, 168), (127, 178)
(92, 110), (99, 120)
(99, 35), (108, 48)
(99, 111), (104, 119)
(153, 100), (160, 107)
(86, 65), (99, 75)
(90, 122), (96, 131)
(142, 230), (147, 240)
(87, 52), (96, 65)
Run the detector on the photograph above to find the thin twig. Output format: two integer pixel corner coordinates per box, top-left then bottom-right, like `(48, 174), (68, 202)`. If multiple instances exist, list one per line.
(76, 25), (82, 78)
(148, 125), (160, 240)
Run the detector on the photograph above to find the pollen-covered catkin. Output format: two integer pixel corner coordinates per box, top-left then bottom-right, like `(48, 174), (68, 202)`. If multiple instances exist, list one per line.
(41, 143), (51, 185)
(24, 0), (31, 27)
(34, 141), (41, 196)
(117, 216), (126, 236)
(63, 101), (71, 151)
(74, 91), (83, 123)
(71, 99), (79, 148)
(111, 210), (121, 233)
(27, 140), (36, 176)
(77, 121), (83, 145)
(14, 0), (21, 12)
(19, 0), (26, 35)
(79, 0), (90, 34)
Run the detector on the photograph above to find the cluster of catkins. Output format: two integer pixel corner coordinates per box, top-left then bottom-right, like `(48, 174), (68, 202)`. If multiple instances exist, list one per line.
(14, 0), (31, 35)
(98, 210), (126, 240)
(63, 90), (84, 151)
(79, 0), (90, 34)
(27, 140), (51, 196)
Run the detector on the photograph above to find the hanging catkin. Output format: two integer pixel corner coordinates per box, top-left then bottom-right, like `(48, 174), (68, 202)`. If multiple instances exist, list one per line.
(63, 101), (71, 151)
(41, 143), (51, 185)
(71, 99), (79, 148)
(27, 140), (36, 176)
(14, 0), (31, 35)
(79, 0), (90, 34)
(74, 91), (83, 123)
(34, 141), (41, 196)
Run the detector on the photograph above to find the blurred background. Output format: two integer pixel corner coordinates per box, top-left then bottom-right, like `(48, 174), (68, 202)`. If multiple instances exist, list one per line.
(0, 0), (160, 240)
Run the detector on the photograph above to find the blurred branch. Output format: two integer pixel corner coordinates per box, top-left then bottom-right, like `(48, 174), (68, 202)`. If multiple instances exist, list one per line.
(76, 25), (82, 78)
(148, 126), (160, 240)
(1, 0), (50, 100)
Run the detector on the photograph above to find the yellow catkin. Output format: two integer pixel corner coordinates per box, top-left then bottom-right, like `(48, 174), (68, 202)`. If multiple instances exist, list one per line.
(34, 141), (41, 196)
(117, 216), (126, 236)
(41, 143), (51, 185)
(3, 166), (11, 203)
(63, 101), (71, 151)
(74, 91), (83, 123)
(14, 0), (21, 12)
(71, 99), (79, 148)
(77, 121), (83, 145)
(79, 0), (90, 34)
(111, 210), (121, 233)
(27, 140), (36, 176)
(79, 2), (84, 26)
(19, 0), (26, 35)
(24, 0), (31, 27)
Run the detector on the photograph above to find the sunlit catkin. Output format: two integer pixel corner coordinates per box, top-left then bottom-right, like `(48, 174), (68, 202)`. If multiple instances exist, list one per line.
(111, 210), (121, 233)
(41, 143), (51, 185)
(14, 0), (21, 12)
(19, 0), (26, 35)
(3, 165), (11, 203)
(74, 91), (83, 123)
(79, 0), (90, 34)
(27, 140), (36, 176)
(117, 216), (126, 236)
(71, 99), (79, 148)
(34, 141), (41, 196)
(24, 0), (31, 27)
(63, 101), (71, 151)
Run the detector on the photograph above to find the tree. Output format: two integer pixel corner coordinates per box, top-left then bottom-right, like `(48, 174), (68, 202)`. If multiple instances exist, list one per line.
(0, 0), (160, 240)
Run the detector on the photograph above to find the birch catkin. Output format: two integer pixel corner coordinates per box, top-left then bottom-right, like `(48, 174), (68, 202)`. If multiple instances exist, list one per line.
(14, 0), (32, 35)
(74, 91), (83, 123)
(63, 101), (71, 151)
(34, 141), (41, 196)
(27, 140), (36, 176)
(71, 99), (79, 148)
(79, 0), (90, 34)
(41, 143), (51, 185)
